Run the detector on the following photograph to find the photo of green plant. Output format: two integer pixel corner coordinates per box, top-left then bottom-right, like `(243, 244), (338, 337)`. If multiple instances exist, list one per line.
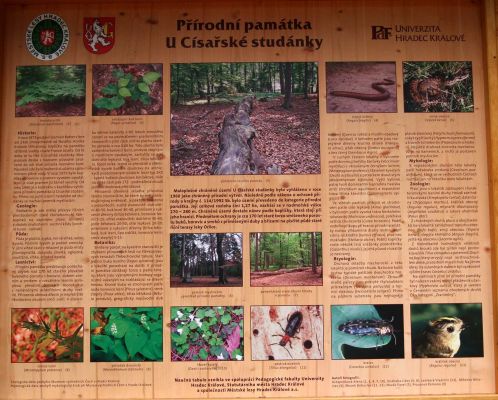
(92, 64), (163, 116)
(403, 61), (473, 112)
(411, 303), (483, 358)
(90, 307), (163, 362)
(15, 65), (86, 117)
(170, 306), (244, 362)
(11, 308), (83, 363)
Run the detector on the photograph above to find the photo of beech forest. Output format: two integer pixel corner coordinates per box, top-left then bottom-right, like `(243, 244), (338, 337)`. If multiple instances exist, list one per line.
(403, 61), (473, 112)
(251, 305), (324, 360)
(331, 304), (404, 360)
(92, 64), (163, 116)
(90, 307), (163, 362)
(170, 233), (242, 287)
(171, 306), (244, 362)
(250, 232), (322, 287)
(11, 308), (84, 363)
(16, 65), (85, 117)
(411, 303), (483, 358)
(170, 62), (320, 176)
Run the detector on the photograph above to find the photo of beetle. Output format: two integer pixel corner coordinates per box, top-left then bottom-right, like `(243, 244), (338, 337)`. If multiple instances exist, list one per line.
(271, 310), (303, 358)
(332, 304), (404, 360)
(338, 317), (396, 345)
(251, 306), (323, 360)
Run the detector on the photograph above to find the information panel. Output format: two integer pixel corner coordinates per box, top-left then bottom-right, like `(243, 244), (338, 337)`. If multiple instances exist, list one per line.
(0, 0), (495, 398)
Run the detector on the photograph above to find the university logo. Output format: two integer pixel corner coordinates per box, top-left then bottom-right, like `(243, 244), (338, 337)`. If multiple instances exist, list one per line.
(26, 13), (69, 60)
(83, 17), (115, 54)
(371, 25), (392, 40)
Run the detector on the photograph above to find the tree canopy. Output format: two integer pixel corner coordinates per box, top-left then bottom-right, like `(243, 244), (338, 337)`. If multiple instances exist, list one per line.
(250, 232), (322, 272)
(170, 233), (242, 280)
(171, 62), (318, 105)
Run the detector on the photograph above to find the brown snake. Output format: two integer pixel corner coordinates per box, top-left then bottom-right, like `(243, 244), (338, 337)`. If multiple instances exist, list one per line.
(330, 78), (395, 101)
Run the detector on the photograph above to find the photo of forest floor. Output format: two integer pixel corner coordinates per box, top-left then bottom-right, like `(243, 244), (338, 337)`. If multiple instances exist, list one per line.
(251, 267), (323, 287)
(170, 62), (319, 176)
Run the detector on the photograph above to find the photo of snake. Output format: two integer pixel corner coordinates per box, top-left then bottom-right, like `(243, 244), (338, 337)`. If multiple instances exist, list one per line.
(326, 62), (397, 113)
(403, 61), (473, 113)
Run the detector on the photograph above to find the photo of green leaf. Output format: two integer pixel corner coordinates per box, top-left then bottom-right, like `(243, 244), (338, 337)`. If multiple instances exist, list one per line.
(170, 306), (244, 362)
(92, 64), (163, 116)
(90, 307), (163, 362)
(16, 65), (86, 117)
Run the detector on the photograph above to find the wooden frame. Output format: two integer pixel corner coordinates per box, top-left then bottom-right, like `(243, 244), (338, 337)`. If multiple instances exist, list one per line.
(1, 0), (498, 398)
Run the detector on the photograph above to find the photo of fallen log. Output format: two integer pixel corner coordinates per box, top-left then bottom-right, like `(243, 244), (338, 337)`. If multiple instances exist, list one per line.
(170, 62), (320, 176)
(211, 96), (260, 175)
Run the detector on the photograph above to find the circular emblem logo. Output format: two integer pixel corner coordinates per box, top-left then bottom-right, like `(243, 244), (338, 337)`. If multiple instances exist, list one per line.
(26, 13), (69, 60)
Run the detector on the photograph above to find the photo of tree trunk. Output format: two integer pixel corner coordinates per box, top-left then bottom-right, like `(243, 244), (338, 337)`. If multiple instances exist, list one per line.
(170, 233), (242, 287)
(170, 62), (320, 176)
(250, 232), (322, 287)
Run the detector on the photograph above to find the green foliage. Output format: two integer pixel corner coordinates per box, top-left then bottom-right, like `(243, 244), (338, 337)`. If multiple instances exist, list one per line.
(170, 306), (244, 361)
(16, 65), (85, 107)
(90, 307), (163, 362)
(250, 232), (322, 271)
(94, 68), (162, 110)
(170, 233), (242, 278)
(171, 62), (318, 105)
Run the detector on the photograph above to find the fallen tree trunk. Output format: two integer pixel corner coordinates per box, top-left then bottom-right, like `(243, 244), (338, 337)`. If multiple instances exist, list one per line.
(211, 96), (263, 175)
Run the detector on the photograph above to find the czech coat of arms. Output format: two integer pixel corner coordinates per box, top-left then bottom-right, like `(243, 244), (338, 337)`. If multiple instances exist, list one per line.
(83, 17), (115, 54)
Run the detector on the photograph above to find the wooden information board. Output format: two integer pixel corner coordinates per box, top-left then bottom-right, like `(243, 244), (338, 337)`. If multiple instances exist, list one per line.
(1, 0), (498, 399)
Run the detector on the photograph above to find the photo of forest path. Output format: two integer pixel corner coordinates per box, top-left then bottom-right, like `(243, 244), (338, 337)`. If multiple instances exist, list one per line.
(250, 232), (322, 287)
(170, 62), (320, 176)
(170, 233), (242, 288)
(16, 65), (85, 117)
